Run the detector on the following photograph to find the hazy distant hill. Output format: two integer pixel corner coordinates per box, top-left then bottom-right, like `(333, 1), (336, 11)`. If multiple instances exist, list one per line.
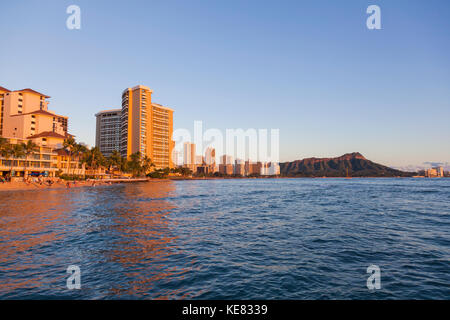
(280, 152), (415, 177)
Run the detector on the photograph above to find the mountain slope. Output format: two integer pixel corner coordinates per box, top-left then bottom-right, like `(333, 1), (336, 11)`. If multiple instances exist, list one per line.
(280, 152), (415, 177)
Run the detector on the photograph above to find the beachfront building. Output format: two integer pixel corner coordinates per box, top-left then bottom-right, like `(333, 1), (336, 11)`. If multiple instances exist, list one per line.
(150, 102), (174, 169)
(54, 148), (86, 176)
(0, 86), (83, 179)
(0, 138), (58, 178)
(0, 138), (86, 179)
(95, 109), (121, 157)
(0, 87), (68, 143)
(120, 85), (174, 169)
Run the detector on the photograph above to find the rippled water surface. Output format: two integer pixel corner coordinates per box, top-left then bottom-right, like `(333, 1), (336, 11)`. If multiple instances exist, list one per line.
(0, 178), (449, 299)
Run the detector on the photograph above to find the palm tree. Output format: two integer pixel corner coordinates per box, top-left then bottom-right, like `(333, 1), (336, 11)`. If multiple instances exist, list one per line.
(0, 137), (8, 167)
(128, 152), (143, 177)
(9, 144), (25, 178)
(119, 156), (129, 174)
(0, 137), (8, 152)
(0, 140), (12, 179)
(107, 150), (122, 173)
(71, 143), (88, 176)
(141, 155), (154, 175)
(63, 137), (77, 176)
(22, 140), (38, 178)
(180, 167), (192, 177)
(83, 147), (106, 177)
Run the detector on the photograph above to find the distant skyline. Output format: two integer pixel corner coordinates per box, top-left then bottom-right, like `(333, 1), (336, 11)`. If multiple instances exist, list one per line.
(1, 0), (449, 168)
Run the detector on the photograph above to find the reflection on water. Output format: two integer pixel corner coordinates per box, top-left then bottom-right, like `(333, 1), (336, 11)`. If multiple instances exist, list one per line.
(0, 179), (449, 299)
(0, 181), (198, 299)
(106, 182), (189, 298)
(0, 190), (75, 293)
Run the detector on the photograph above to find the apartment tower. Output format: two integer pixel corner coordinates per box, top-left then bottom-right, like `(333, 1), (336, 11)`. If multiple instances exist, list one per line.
(183, 142), (196, 171)
(95, 109), (121, 157)
(120, 85), (174, 169)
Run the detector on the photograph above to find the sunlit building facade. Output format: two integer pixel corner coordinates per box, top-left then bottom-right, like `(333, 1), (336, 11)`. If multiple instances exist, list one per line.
(0, 86), (10, 137)
(0, 138), (84, 178)
(0, 87), (68, 143)
(183, 142), (196, 171)
(120, 85), (173, 169)
(0, 86), (79, 179)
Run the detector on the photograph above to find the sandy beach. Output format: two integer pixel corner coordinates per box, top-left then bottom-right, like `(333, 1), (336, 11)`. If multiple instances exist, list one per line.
(0, 177), (156, 192)
(0, 179), (111, 192)
(0, 177), (261, 192)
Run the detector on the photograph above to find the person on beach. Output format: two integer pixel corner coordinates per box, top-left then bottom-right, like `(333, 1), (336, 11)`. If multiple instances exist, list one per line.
(66, 181), (71, 188)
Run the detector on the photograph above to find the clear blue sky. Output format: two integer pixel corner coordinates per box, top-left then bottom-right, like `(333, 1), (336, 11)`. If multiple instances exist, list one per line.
(1, 0), (449, 168)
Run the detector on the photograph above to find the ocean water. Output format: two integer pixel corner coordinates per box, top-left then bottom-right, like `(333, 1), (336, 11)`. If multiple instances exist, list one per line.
(0, 178), (449, 299)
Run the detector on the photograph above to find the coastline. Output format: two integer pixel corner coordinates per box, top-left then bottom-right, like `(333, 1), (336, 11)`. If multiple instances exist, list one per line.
(0, 180), (110, 192)
(1, 176), (446, 193)
(0, 178), (152, 193)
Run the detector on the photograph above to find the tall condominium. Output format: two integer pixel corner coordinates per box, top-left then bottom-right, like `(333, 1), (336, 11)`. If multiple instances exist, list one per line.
(183, 142), (196, 168)
(120, 85), (174, 169)
(95, 109), (121, 157)
(0, 86), (69, 147)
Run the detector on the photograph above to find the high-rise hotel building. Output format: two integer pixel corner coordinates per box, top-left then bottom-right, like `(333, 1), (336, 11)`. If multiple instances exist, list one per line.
(120, 85), (174, 169)
(95, 109), (121, 157)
